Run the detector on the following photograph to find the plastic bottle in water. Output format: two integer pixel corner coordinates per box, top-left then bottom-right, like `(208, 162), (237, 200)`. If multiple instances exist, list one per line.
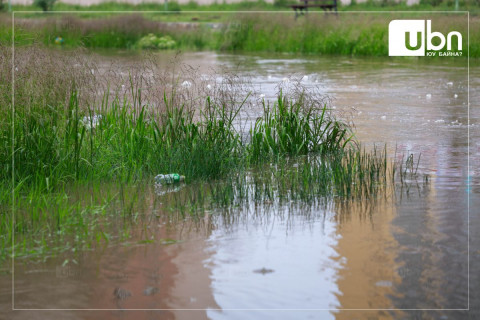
(155, 173), (185, 185)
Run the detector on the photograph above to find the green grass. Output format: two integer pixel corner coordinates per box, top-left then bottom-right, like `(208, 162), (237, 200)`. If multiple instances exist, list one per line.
(1, 10), (476, 57)
(218, 13), (471, 56)
(2, 89), (245, 189)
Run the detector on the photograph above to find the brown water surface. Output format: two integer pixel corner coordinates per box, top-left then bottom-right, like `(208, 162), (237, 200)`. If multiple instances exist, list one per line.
(1, 52), (478, 320)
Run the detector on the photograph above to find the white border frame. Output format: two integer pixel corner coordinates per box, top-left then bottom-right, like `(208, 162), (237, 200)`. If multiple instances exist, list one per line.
(10, 9), (470, 313)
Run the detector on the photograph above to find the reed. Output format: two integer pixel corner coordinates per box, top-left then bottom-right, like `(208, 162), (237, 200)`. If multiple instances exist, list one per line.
(249, 94), (354, 161)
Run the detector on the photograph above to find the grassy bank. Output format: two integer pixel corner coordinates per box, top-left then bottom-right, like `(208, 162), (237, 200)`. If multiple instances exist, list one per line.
(1, 11), (476, 57)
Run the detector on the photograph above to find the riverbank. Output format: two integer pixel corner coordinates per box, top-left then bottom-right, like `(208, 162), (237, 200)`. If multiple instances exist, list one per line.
(2, 12), (477, 57)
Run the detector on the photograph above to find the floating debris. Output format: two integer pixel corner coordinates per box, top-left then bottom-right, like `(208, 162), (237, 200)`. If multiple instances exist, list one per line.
(253, 267), (274, 275)
(143, 286), (159, 296)
(375, 280), (392, 287)
(113, 287), (131, 300)
(154, 174), (186, 196)
(155, 173), (185, 185)
(181, 80), (192, 88)
(54, 36), (64, 45)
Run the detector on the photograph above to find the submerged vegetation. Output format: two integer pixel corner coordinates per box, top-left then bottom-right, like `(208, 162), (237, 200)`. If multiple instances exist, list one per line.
(0, 45), (427, 263)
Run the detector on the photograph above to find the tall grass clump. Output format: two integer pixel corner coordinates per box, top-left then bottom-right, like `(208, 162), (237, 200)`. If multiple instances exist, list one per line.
(218, 13), (470, 57)
(249, 94), (354, 161)
(219, 13), (390, 56)
(0, 45), (252, 188)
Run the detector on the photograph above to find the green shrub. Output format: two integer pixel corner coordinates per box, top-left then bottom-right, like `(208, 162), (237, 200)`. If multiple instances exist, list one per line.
(34, 0), (56, 11)
(136, 33), (176, 50)
(165, 0), (181, 12)
(419, 0), (444, 6)
(273, 0), (293, 7)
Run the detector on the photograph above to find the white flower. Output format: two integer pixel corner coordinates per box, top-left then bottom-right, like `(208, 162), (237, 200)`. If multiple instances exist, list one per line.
(259, 94), (265, 99)
(181, 81), (192, 88)
(206, 84), (212, 90)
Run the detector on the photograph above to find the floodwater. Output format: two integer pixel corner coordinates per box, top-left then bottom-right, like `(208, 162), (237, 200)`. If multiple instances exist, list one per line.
(1, 52), (478, 320)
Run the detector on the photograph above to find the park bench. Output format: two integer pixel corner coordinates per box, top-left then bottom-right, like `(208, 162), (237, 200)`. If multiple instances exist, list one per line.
(290, 0), (338, 18)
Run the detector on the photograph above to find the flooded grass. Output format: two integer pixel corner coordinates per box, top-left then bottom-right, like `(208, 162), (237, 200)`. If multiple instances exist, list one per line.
(0, 45), (428, 262)
(164, 146), (403, 215)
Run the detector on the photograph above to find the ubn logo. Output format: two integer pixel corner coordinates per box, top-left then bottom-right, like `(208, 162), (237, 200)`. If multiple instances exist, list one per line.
(389, 20), (462, 56)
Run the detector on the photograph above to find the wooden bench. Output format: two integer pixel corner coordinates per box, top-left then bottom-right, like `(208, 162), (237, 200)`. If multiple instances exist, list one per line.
(290, 0), (338, 18)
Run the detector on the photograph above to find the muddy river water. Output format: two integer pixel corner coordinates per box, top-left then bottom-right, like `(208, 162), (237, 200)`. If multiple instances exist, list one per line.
(1, 52), (479, 319)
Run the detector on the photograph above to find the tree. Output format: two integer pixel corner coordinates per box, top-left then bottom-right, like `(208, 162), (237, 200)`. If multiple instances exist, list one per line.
(34, 0), (56, 12)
